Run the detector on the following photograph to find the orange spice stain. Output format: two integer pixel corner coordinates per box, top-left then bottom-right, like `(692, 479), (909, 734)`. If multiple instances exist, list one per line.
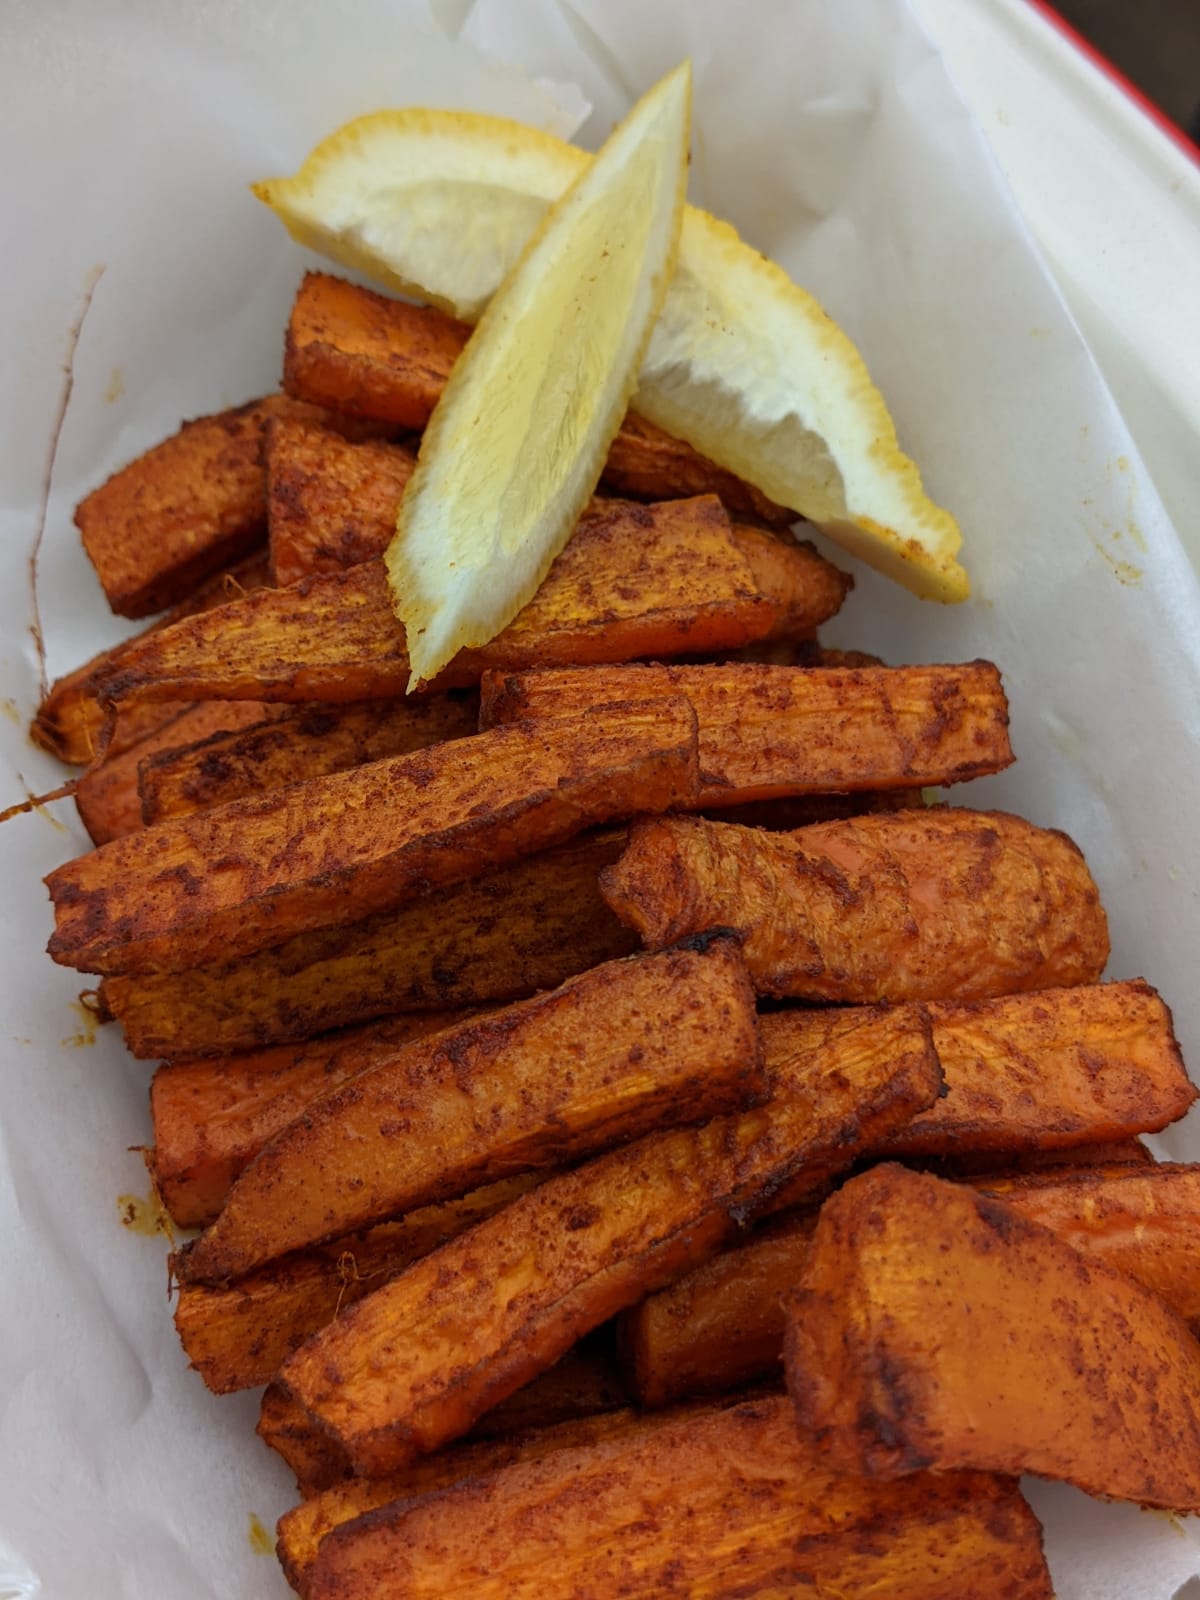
(117, 1190), (172, 1239)
(247, 1513), (276, 1555)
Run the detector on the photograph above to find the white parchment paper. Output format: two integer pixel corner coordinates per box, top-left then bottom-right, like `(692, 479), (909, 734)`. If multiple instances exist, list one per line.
(1, 1), (1198, 1595)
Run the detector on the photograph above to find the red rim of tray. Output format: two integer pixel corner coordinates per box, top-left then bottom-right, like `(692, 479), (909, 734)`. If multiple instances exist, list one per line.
(1026, 0), (1200, 167)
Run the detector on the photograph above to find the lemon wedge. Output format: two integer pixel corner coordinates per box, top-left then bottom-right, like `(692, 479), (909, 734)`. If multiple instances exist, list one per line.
(256, 106), (967, 601)
(377, 64), (690, 687)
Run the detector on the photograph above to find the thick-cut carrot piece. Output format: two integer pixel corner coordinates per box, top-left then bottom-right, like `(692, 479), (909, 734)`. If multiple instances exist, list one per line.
(92, 500), (842, 709)
(267, 419), (417, 587)
(102, 831), (637, 1058)
(179, 939), (763, 1285)
(786, 1163), (1200, 1510)
(882, 979), (1193, 1154)
(481, 661), (1013, 803)
(151, 1010), (475, 1228)
(31, 552), (273, 766)
(761, 980), (1193, 1160)
(278, 1404), (663, 1593)
(305, 1394), (1052, 1600)
(139, 693), (479, 824)
(985, 1162), (1200, 1325)
(47, 699), (699, 977)
(621, 1154), (1200, 1410)
(284, 272), (793, 526)
(74, 699), (284, 844)
(264, 417), (829, 623)
(75, 396), (382, 617)
(277, 1002), (940, 1474)
(601, 809), (1109, 1001)
(620, 1209), (818, 1407)
(175, 1175), (540, 1393)
(259, 1380), (356, 1495)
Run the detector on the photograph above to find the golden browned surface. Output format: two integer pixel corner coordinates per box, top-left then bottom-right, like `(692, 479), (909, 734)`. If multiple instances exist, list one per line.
(267, 419), (417, 587)
(786, 1163), (1200, 1509)
(175, 1176), (539, 1393)
(888, 980), (1193, 1153)
(91, 500), (835, 709)
(985, 1163), (1200, 1325)
(139, 693), (479, 824)
(47, 700), (699, 976)
(179, 939), (762, 1285)
(284, 273), (793, 524)
(259, 1380), (355, 1493)
(75, 396), (360, 617)
(74, 700), (282, 844)
(151, 1011), (474, 1228)
(305, 1395), (1051, 1600)
(620, 1210), (818, 1408)
(31, 553), (273, 766)
(278, 1002), (940, 1474)
(601, 809), (1109, 1001)
(481, 661), (1012, 803)
(103, 831), (637, 1058)
(278, 1405), (659, 1594)
(97, 502), (749, 705)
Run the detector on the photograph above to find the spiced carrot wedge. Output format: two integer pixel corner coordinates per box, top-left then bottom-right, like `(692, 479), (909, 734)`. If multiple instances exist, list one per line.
(103, 830), (637, 1058)
(47, 699), (699, 976)
(178, 937), (762, 1285)
(601, 809), (1109, 1000)
(481, 660), (1013, 803)
(275, 1001), (939, 1475)
(786, 1164), (1200, 1511)
(303, 1394), (1052, 1600)
(283, 272), (793, 526)
(91, 498), (845, 709)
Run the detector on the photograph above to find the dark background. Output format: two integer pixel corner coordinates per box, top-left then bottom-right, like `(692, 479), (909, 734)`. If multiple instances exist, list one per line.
(1052, 0), (1200, 141)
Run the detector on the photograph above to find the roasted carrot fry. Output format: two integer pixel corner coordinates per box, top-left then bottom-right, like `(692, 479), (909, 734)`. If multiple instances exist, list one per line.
(601, 809), (1109, 1000)
(75, 396), (378, 617)
(284, 272), (793, 525)
(481, 661), (1013, 803)
(151, 1010), (476, 1228)
(883, 979), (1193, 1154)
(175, 1176), (541, 1393)
(179, 938), (763, 1285)
(304, 1394), (1052, 1600)
(102, 831), (637, 1058)
(31, 552), (272, 766)
(139, 693), (479, 824)
(47, 699), (699, 976)
(985, 1162), (1200, 1325)
(279, 1403), (662, 1592)
(620, 1209), (818, 1407)
(74, 699), (284, 844)
(276, 1001), (940, 1474)
(267, 418), (417, 586)
(622, 1152), (1200, 1409)
(92, 500), (843, 709)
(786, 1163), (1200, 1510)
(760, 980), (1193, 1161)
